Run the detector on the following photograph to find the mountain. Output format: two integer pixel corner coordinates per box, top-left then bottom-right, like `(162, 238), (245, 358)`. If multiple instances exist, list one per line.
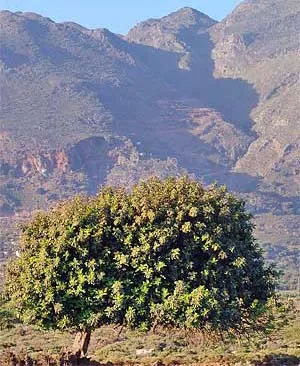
(127, 7), (217, 52)
(0, 0), (299, 287)
(212, 0), (300, 192)
(210, 0), (300, 276)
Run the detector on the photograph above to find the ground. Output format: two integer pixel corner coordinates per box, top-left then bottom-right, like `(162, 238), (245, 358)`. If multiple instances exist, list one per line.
(0, 298), (299, 365)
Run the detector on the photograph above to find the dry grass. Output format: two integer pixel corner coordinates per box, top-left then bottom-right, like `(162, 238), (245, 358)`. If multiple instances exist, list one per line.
(0, 301), (299, 365)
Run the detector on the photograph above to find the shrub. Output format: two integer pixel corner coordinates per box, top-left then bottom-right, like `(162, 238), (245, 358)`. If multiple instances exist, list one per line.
(4, 177), (277, 356)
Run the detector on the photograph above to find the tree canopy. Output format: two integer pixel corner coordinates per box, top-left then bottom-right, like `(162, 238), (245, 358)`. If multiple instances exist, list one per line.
(4, 177), (276, 355)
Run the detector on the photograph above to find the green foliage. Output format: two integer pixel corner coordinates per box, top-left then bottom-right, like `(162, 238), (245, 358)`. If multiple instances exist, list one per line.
(4, 177), (277, 334)
(0, 299), (17, 330)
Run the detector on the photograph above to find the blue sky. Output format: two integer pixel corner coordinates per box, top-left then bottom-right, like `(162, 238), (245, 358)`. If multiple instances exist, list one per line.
(0, 0), (242, 34)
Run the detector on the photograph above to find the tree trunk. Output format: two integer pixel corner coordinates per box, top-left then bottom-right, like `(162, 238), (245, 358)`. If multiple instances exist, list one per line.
(72, 330), (91, 358)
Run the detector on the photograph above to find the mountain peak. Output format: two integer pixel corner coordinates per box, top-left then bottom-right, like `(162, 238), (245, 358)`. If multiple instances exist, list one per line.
(132, 7), (217, 31)
(166, 7), (217, 31)
(166, 6), (216, 24)
(0, 10), (56, 32)
(127, 7), (217, 50)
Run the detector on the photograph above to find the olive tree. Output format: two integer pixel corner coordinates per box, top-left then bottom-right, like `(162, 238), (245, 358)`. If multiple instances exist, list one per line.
(4, 177), (276, 356)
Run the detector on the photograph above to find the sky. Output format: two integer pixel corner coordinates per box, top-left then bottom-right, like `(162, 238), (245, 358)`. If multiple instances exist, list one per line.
(0, 0), (242, 34)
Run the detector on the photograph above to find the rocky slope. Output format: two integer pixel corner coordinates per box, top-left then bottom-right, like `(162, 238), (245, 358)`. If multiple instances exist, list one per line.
(0, 0), (299, 287)
(210, 1), (300, 282)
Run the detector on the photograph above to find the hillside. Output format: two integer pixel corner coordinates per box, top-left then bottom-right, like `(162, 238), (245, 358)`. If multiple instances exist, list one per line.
(0, 0), (299, 287)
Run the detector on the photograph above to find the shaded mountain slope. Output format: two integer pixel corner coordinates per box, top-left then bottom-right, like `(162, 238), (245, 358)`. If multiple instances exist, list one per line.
(210, 0), (300, 197)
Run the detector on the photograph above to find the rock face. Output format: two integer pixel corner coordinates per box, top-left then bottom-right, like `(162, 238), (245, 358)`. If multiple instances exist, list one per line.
(0, 0), (299, 286)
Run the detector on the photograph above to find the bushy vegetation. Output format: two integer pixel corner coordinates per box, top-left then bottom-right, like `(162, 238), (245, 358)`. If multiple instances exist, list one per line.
(4, 177), (277, 357)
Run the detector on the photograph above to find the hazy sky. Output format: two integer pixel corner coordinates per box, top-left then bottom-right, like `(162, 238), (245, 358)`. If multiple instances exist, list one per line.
(0, 0), (242, 34)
